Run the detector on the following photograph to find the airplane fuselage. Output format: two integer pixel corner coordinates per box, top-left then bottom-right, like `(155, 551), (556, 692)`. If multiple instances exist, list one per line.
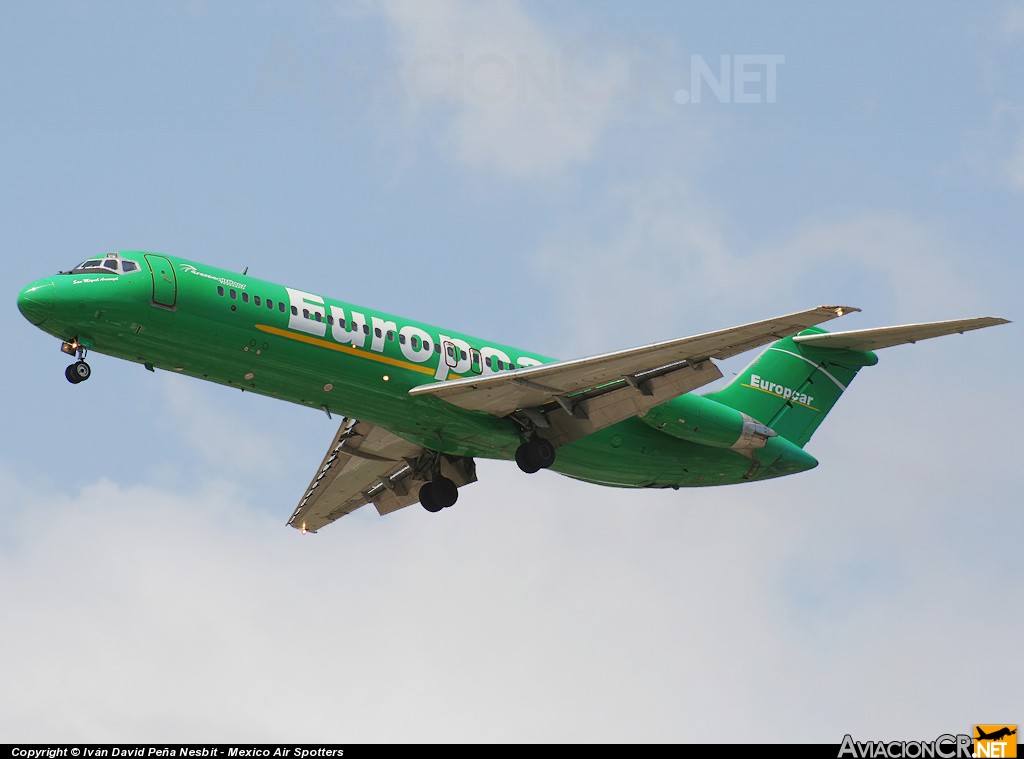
(18, 252), (819, 491)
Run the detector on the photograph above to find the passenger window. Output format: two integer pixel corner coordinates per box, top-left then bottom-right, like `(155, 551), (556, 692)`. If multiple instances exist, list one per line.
(242, 292), (249, 303)
(280, 302), (286, 313)
(400, 334), (407, 345)
(327, 315), (334, 325)
(460, 349), (467, 360)
(254, 296), (261, 306)
(339, 318), (347, 328)
(374, 327), (382, 338)
(362, 324), (370, 334)
(217, 286), (224, 297)
(302, 309), (309, 319)
(291, 305), (298, 315)
(387, 331), (395, 341)
(315, 312), (322, 322)
(446, 345), (455, 358)
(267, 299), (274, 310)
(230, 289), (237, 300)
(433, 343), (440, 353)
(411, 336), (419, 349)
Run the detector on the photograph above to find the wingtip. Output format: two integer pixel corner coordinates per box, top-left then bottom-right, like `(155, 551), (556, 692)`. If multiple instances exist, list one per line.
(821, 305), (861, 317)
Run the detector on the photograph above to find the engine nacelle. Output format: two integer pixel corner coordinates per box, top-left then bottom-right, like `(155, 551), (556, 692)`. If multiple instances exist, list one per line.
(640, 393), (777, 453)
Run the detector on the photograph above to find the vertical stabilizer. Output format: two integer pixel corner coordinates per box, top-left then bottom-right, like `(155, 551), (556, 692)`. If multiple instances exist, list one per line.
(704, 327), (879, 448)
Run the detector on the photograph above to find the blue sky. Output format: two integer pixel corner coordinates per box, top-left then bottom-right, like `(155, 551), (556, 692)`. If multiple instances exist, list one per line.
(3, 0), (1021, 743)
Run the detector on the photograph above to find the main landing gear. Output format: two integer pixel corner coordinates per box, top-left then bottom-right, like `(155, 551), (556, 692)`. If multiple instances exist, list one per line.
(419, 475), (459, 513)
(415, 454), (476, 515)
(515, 436), (556, 474)
(62, 339), (91, 384)
(412, 438), (554, 514)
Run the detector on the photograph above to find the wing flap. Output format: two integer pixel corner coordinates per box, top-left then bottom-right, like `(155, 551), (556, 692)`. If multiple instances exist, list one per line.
(288, 418), (423, 533)
(287, 418), (479, 532)
(792, 317), (1009, 352)
(410, 305), (856, 417)
(539, 360), (725, 447)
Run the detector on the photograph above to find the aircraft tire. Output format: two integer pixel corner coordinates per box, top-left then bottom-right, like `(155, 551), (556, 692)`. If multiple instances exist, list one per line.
(65, 363), (84, 384)
(72, 361), (91, 382)
(515, 444), (542, 474)
(419, 482), (444, 513)
(526, 437), (555, 469)
(432, 476), (458, 508)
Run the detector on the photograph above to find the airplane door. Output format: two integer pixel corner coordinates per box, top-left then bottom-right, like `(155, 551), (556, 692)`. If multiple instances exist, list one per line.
(145, 254), (178, 308)
(443, 341), (459, 368)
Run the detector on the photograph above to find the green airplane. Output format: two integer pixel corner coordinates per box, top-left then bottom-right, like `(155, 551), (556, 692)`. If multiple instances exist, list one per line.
(17, 252), (1009, 533)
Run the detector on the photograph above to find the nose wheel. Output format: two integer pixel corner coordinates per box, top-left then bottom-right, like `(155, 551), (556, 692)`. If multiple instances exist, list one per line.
(61, 339), (92, 384)
(65, 361), (92, 384)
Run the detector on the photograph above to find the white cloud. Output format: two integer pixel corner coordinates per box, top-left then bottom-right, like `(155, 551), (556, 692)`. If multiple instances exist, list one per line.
(161, 374), (288, 479)
(1, 417), (1019, 743)
(1004, 4), (1024, 37)
(373, 0), (629, 177)
(533, 176), (992, 355)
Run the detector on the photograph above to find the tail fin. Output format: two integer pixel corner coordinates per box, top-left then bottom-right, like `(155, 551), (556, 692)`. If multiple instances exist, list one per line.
(705, 327), (878, 448)
(706, 316), (1009, 448)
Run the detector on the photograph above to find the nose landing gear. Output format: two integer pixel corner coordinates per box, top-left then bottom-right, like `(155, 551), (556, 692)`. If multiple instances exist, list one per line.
(65, 361), (92, 384)
(61, 339), (92, 384)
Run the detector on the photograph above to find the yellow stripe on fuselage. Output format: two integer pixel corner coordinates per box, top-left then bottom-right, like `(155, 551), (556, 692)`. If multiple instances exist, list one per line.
(740, 382), (819, 412)
(255, 323), (439, 377)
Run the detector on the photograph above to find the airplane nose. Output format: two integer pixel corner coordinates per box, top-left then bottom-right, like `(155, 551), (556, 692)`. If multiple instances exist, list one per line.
(17, 278), (56, 325)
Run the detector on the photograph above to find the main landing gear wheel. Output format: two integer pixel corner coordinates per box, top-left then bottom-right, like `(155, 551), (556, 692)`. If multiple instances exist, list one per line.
(515, 436), (556, 474)
(65, 361), (91, 384)
(419, 476), (458, 513)
(515, 445), (541, 474)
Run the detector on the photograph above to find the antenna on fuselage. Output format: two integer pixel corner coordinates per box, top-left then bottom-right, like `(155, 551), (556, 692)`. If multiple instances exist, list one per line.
(242, 266), (248, 275)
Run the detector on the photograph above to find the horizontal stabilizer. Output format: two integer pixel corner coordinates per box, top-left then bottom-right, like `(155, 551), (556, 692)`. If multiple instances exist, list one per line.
(792, 317), (1009, 352)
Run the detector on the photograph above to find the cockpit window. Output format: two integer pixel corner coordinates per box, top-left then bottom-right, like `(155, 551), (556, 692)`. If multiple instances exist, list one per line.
(68, 254), (142, 275)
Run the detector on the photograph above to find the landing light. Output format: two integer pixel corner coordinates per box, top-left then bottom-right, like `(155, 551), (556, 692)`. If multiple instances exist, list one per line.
(301, 523), (308, 535)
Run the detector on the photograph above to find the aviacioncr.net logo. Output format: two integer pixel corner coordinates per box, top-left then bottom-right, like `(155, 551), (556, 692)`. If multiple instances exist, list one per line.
(838, 734), (973, 758)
